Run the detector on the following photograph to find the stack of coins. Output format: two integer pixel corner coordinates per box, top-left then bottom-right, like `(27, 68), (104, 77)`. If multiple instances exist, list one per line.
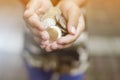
(40, 7), (68, 41)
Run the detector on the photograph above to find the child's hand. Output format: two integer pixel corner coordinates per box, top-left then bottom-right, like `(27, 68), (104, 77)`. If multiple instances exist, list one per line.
(23, 0), (85, 52)
(23, 0), (53, 46)
(47, 1), (85, 51)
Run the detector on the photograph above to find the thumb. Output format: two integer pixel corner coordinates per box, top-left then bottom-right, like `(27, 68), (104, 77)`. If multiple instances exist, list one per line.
(67, 7), (81, 35)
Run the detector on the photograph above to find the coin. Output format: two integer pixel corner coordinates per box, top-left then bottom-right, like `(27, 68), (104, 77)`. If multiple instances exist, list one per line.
(40, 7), (68, 41)
(47, 26), (62, 41)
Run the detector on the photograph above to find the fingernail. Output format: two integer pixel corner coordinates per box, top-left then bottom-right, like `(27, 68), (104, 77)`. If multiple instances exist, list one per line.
(71, 26), (76, 34)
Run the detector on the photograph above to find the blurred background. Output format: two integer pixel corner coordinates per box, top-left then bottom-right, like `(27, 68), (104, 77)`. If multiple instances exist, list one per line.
(0, 0), (120, 80)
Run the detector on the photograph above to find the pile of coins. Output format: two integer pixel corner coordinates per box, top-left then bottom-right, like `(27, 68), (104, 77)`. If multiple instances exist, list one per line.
(40, 7), (68, 41)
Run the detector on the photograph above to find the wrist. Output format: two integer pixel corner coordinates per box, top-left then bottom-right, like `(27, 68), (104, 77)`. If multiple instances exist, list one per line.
(57, 0), (80, 9)
(60, 0), (86, 7)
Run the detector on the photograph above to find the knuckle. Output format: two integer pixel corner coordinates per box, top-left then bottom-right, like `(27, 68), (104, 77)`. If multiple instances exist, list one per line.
(23, 10), (33, 19)
(23, 11), (28, 19)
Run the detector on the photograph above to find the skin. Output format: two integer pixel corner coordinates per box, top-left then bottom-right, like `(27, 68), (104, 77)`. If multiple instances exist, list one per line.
(22, 0), (86, 52)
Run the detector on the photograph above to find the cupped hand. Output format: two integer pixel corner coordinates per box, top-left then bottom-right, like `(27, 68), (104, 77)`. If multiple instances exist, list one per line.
(23, 0), (53, 47)
(44, 0), (85, 52)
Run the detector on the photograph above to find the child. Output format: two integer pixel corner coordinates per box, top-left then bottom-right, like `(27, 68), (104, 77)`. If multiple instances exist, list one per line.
(21, 0), (88, 80)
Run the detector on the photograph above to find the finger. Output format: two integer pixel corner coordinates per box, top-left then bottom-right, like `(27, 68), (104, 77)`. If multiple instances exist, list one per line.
(41, 40), (49, 46)
(57, 34), (75, 45)
(45, 44), (52, 52)
(51, 41), (59, 50)
(24, 0), (42, 18)
(30, 28), (49, 40)
(24, 9), (34, 19)
(36, 6), (50, 19)
(40, 31), (49, 40)
(40, 40), (50, 49)
(51, 42), (71, 50)
(67, 7), (81, 34)
(36, 2), (53, 16)
(36, 8), (45, 17)
(75, 14), (85, 37)
(26, 0), (42, 11)
(57, 44), (72, 49)
(57, 14), (85, 45)
(27, 13), (46, 30)
(33, 37), (48, 49)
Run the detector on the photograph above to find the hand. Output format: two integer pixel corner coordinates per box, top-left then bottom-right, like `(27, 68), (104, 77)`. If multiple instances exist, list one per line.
(44, 0), (85, 52)
(23, 0), (53, 46)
